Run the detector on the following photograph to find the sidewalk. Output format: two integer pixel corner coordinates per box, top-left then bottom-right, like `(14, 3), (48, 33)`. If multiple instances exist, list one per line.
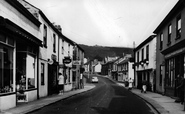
(1, 84), (95, 114)
(112, 78), (185, 114)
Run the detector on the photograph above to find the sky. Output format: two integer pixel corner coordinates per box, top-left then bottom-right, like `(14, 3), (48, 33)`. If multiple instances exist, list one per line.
(26, 0), (178, 47)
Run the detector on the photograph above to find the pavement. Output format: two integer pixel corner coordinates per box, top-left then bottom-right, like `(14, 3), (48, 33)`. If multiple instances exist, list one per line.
(107, 76), (185, 114)
(1, 76), (185, 114)
(0, 84), (95, 114)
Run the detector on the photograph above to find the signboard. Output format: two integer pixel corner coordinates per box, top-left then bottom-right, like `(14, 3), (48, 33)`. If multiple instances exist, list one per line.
(63, 57), (71, 64)
(73, 60), (81, 65)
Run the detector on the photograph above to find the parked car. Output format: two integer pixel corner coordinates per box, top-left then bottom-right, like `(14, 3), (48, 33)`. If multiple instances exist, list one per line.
(91, 77), (98, 83)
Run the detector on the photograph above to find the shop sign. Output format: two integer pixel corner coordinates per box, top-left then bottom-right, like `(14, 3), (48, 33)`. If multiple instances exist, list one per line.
(165, 47), (185, 58)
(73, 60), (81, 65)
(63, 57), (71, 64)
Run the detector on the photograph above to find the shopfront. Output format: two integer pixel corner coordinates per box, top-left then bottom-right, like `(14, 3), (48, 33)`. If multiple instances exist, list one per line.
(0, 17), (41, 110)
(164, 49), (185, 97)
(16, 42), (38, 103)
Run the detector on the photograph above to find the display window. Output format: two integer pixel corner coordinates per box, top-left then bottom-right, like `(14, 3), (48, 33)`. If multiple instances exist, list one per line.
(16, 53), (36, 92)
(0, 32), (14, 94)
(0, 45), (14, 94)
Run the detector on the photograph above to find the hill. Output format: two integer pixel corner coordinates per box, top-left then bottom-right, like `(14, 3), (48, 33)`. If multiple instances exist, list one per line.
(78, 44), (134, 60)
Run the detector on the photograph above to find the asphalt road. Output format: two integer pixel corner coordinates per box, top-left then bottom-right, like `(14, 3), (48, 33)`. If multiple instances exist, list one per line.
(28, 75), (155, 114)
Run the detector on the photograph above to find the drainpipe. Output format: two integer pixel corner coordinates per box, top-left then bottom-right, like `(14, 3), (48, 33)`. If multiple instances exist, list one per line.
(37, 47), (40, 99)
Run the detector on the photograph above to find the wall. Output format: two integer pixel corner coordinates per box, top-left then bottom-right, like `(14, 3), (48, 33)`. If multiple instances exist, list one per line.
(0, 94), (16, 111)
(0, 0), (39, 38)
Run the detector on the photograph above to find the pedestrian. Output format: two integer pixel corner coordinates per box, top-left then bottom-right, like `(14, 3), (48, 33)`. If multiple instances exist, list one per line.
(141, 80), (147, 93)
(58, 73), (64, 95)
(176, 77), (185, 104)
(128, 78), (133, 90)
(80, 73), (84, 89)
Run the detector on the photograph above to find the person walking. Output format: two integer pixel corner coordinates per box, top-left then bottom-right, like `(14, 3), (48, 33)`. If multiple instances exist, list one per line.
(58, 73), (64, 95)
(80, 73), (84, 89)
(141, 80), (147, 93)
(128, 78), (133, 90)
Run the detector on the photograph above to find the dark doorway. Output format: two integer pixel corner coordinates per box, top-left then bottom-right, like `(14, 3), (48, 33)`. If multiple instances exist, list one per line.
(48, 64), (58, 95)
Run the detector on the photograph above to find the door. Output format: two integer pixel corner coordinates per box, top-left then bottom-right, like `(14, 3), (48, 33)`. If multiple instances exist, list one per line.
(48, 64), (58, 95)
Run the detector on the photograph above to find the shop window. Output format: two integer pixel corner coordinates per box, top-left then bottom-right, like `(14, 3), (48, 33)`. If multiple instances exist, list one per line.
(16, 53), (36, 92)
(41, 63), (45, 85)
(0, 46), (13, 94)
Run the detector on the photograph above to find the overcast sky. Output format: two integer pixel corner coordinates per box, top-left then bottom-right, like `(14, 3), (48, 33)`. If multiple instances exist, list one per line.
(26, 0), (178, 47)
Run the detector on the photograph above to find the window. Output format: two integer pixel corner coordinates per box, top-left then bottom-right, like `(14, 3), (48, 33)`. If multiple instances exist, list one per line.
(167, 24), (171, 45)
(142, 48), (144, 61)
(160, 65), (163, 86)
(53, 34), (56, 53)
(137, 51), (139, 63)
(0, 46), (13, 94)
(43, 25), (47, 48)
(146, 45), (149, 60)
(62, 40), (64, 54)
(41, 63), (45, 85)
(176, 15), (181, 39)
(160, 33), (163, 50)
(68, 44), (70, 56)
(166, 58), (175, 87)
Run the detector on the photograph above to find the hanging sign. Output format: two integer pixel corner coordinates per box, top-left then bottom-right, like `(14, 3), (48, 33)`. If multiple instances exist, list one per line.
(73, 60), (81, 65)
(63, 57), (71, 64)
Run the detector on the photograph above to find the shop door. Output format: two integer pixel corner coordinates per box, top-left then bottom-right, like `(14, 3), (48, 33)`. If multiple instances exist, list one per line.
(137, 72), (142, 89)
(48, 64), (58, 95)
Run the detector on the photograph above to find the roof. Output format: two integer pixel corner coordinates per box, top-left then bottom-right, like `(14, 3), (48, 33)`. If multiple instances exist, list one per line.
(134, 35), (156, 52)
(153, 0), (184, 33)
(18, 0), (82, 47)
(5, 0), (41, 27)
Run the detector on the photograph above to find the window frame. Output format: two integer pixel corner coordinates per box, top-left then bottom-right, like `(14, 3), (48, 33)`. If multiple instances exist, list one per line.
(167, 24), (172, 45)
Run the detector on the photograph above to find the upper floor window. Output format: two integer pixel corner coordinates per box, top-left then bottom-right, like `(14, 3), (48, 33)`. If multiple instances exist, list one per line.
(43, 25), (47, 48)
(62, 40), (64, 54)
(68, 44), (70, 56)
(160, 33), (163, 50)
(167, 24), (171, 45)
(137, 51), (139, 63)
(146, 45), (149, 60)
(176, 15), (181, 39)
(142, 48), (144, 61)
(53, 34), (56, 53)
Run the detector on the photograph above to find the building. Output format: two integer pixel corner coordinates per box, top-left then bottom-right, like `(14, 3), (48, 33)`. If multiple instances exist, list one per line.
(134, 35), (156, 91)
(72, 44), (84, 89)
(154, 0), (185, 97)
(18, 0), (61, 96)
(0, 0), (42, 110)
(117, 56), (134, 82)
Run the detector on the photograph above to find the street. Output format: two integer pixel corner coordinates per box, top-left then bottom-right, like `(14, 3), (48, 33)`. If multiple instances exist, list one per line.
(28, 75), (156, 114)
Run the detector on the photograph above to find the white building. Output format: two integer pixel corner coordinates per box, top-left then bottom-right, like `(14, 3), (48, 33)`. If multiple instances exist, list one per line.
(134, 35), (156, 91)
(0, 0), (41, 110)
